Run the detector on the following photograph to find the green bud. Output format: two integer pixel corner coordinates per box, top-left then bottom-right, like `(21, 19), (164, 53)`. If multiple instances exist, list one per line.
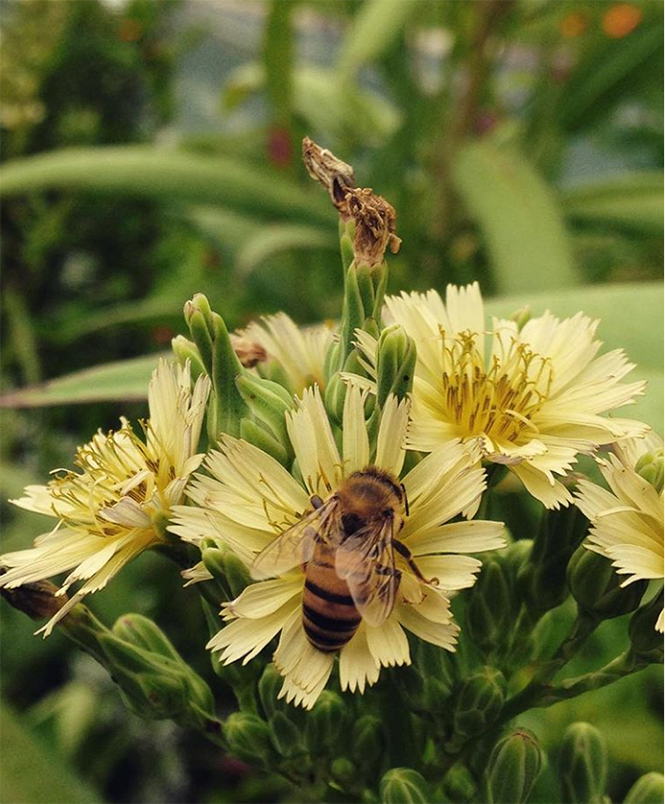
(240, 418), (289, 466)
(520, 506), (588, 614)
(224, 712), (274, 766)
(305, 690), (348, 755)
(184, 294), (215, 372)
(635, 450), (664, 494)
(331, 758), (357, 789)
(352, 715), (385, 771)
(466, 558), (516, 654)
(375, 324), (416, 405)
(509, 305), (532, 330)
(170, 335), (206, 380)
(324, 372), (347, 424)
(568, 547), (647, 620)
(380, 769), (431, 804)
(485, 729), (543, 804)
(112, 614), (180, 661)
(453, 667), (506, 739)
(236, 372), (294, 451)
(202, 544), (251, 600)
(442, 763), (477, 803)
(558, 722), (607, 804)
(268, 710), (304, 759)
(624, 772), (665, 804)
(258, 663), (284, 719)
(629, 590), (664, 661)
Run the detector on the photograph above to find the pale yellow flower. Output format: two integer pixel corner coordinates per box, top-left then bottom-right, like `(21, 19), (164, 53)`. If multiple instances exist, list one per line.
(356, 283), (646, 508)
(576, 432), (664, 631)
(237, 312), (334, 394)
(170, 386), (505, 709)
(0, 361), (210, 635)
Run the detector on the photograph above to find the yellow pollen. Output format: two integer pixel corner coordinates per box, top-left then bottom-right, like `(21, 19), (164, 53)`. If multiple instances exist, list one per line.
(438, 331), (552, 443)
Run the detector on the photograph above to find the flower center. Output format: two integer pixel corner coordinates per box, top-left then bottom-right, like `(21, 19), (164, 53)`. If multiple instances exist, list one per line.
(438, 330), (553, 443)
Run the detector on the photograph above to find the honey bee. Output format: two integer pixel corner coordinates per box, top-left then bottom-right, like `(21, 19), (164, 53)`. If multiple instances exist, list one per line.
(251, 466), (435, 653)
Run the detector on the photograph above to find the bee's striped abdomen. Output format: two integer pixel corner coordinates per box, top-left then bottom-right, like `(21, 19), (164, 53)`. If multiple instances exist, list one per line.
(303, 544), (361, 652)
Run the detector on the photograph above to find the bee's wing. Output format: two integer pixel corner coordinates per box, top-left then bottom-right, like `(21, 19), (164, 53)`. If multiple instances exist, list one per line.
(334, 517), (399, 627)
(250, 497), (341, 580)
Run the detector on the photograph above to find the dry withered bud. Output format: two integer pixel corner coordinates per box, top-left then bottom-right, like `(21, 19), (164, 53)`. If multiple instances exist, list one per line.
(230, 334), (268, 368)
(302, 136), (356, 218)
(0, 570), (68, 621)
(347, 188), (401, 268)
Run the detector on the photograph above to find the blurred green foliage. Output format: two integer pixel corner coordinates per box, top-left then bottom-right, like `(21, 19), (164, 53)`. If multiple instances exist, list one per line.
(0, 1), (662, 802)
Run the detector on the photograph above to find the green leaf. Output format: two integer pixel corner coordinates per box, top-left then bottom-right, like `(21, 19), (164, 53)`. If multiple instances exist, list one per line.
(453, 140), (578, 294)
(237, 224), (338, 275)
(337, 0), (417, 80)
(0, 146), (334, 225)
(0, 701), (104, 804)
(0, 353), (165, 408)
(487, 282), (663, 432)
(563, 173), (664, 234)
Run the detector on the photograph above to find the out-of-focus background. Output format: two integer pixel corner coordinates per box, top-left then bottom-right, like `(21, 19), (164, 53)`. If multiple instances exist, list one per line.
(0, 1), (662, 802)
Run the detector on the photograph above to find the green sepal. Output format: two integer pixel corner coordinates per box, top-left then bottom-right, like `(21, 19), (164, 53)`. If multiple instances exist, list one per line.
(112, 613), (181, 661)
(465, 557), (517, 656)
(351, 715), (385, 773)
(485, 728), (543, 804)
(170, 335), (207, 380)
(339, 262), (365, 369)
(635, 449), (664, 494)
(568, 546), (647, 620)
(380, 768), (431, 804)
(240, 418), (289, 466)
(184, 296), (214, 373)
(224, 712), (275, 767)
(331, 758), (357, 789)
(258, 664), (285, 719)
(452, 666), (506, 740)
(558, 722), (607, 804)
(624, 773), (665, 804)
(211, 311), (247, 438)
(442, 763), (477, 803)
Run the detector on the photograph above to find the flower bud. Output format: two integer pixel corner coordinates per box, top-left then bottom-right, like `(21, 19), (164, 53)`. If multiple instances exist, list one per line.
(375, 325), (416, 405)
(520, 506), (588, 614)
(558, 722), (607, 804)
(236, 372), (294, 452)
(352, 715), (385, 772)
(629, 590), (664, 661)
(305, 691), (348, 755)
(635, 450), (664, 494)
(331, 758), (357, 789)
(240, 419), (289, 466)
(224, 712), (274, 766)
(453, 667), (506, 739)
(258, 663), (285, 719)
(380, 769), (431, 804)
(466, 558), (516, 653)
(509, 305), (532, 330)
(624, 772), (665, 804)
(568, 547), (647, 619)
(485, 729), (543, 804)
(442, 763), (477, 803)
(202, 544), (251, 600)
(268, 710), (304, 759)
(184, 294), (214, 371)
(112, 613), (180, 660)
(171, 335), (207, 379)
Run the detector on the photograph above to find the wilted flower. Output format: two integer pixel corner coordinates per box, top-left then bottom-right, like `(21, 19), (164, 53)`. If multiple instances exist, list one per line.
(357, 282), (646, 508)
(0, 361), (210, 635)
(575, 433), (664, 632)
(237, 312), (334, 394)
(170, 385), (505, 708)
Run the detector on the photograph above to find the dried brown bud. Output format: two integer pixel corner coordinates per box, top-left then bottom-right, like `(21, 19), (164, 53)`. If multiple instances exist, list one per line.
(230, 334), (268, 368)
(0, 571), (68, 621)
(347, 188), (401, 268)
(302, 136), (356, 218)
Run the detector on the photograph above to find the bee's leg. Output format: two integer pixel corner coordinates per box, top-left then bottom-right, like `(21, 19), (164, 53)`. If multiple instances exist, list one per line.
(400, 484), (410, 517)
(310, 495), (325, 510)
(393, 540), (439, 586)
